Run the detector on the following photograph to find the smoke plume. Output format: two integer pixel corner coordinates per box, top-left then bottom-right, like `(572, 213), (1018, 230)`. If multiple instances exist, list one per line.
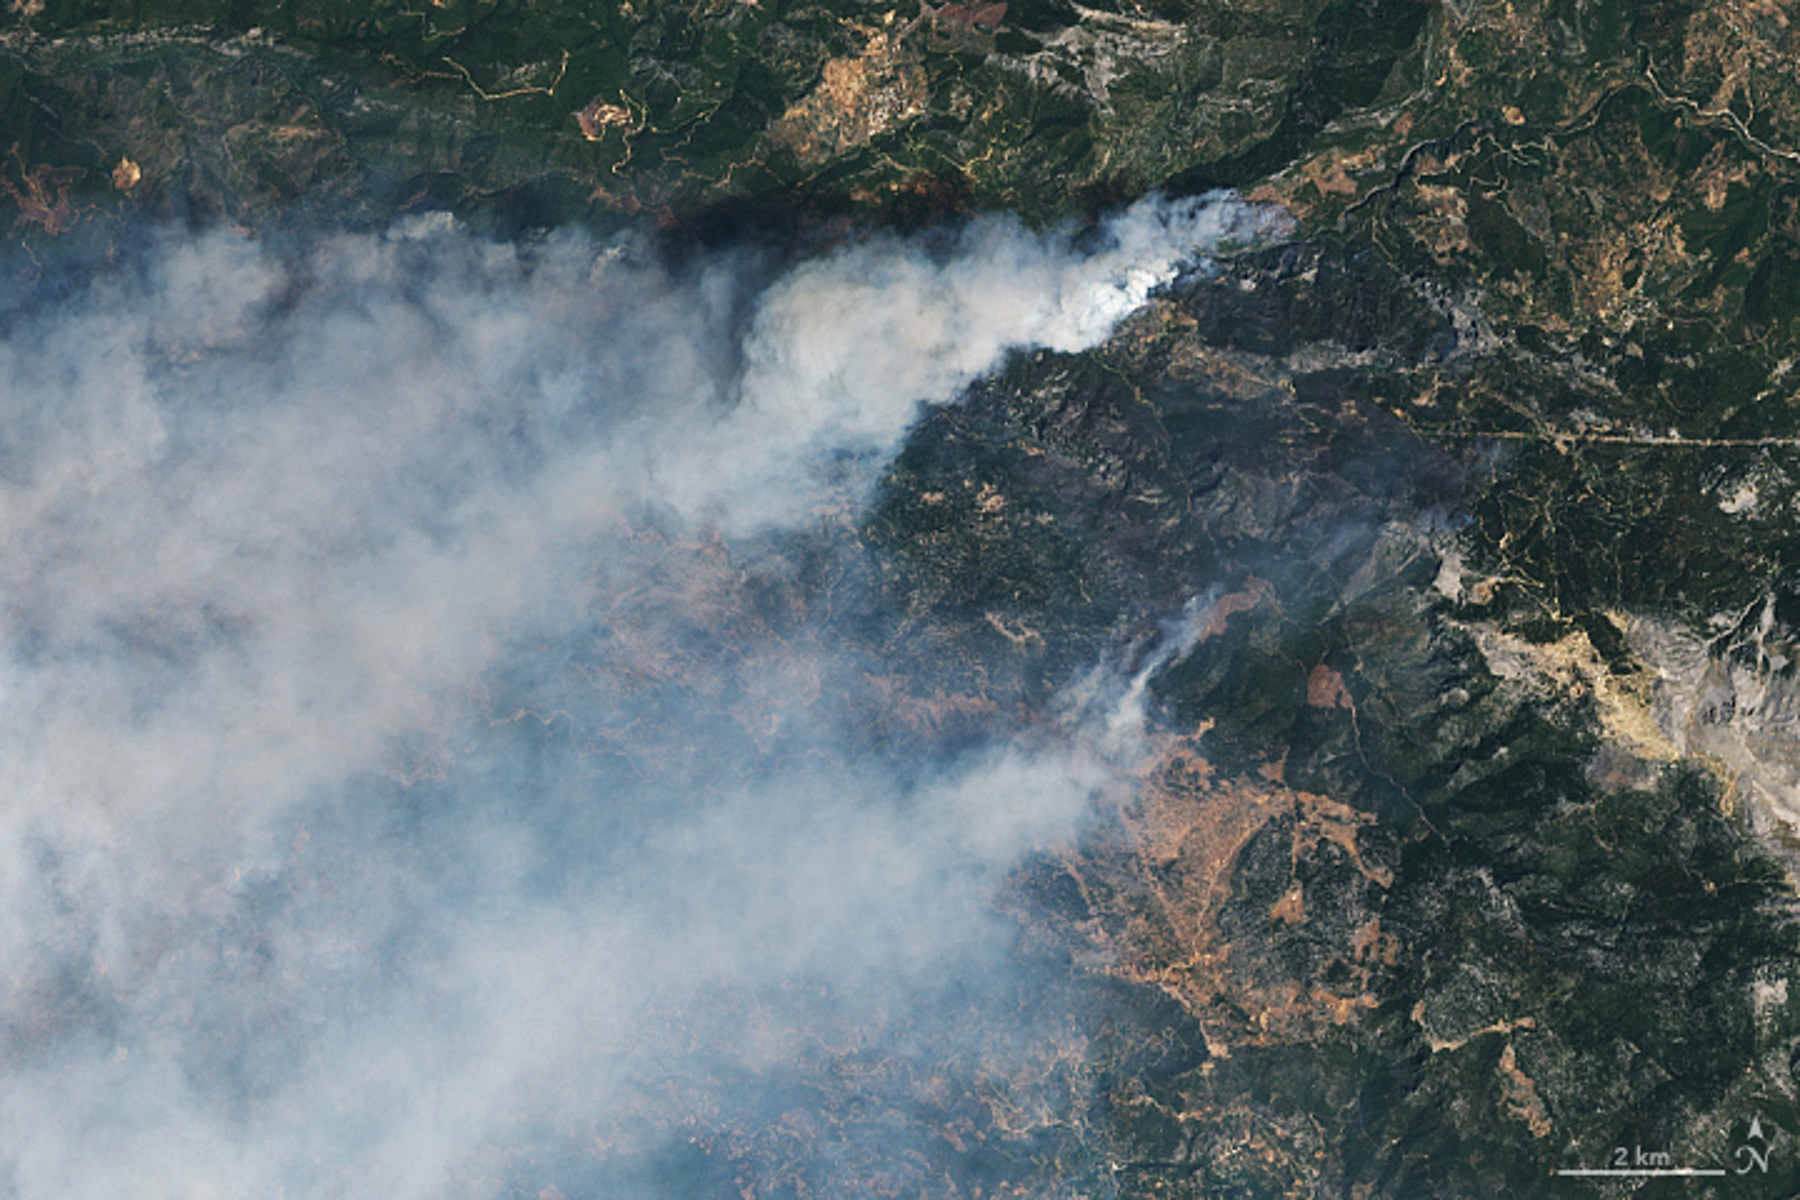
(0, 194), (1282, 1197)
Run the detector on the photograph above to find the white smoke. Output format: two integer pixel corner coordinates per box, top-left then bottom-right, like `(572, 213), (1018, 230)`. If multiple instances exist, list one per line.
(0, 192), (1283, 1198)
(670, 194), (1283, 528)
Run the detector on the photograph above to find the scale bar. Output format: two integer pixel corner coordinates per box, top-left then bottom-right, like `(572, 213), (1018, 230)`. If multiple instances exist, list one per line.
(1556, 1168), (1727, 1177)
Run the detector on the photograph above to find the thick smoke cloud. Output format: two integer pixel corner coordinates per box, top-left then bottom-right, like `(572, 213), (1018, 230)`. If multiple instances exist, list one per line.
(0, 195), (1281, 1198)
